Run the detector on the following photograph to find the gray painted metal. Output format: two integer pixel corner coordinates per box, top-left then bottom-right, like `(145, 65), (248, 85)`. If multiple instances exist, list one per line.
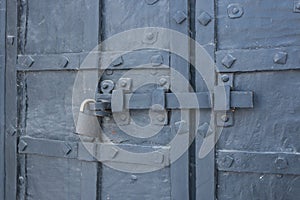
(2, 0), (300, 199)
(5, 0), (18, 199)
(0, 0), (6, 198)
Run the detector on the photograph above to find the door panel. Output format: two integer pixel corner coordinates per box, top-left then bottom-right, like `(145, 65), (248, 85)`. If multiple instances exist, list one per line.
(99, 1), (190, 199)
(16, 0), (100, 199)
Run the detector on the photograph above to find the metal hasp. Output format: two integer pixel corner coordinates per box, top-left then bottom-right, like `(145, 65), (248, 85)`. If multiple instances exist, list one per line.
(214, 73), (254, 127)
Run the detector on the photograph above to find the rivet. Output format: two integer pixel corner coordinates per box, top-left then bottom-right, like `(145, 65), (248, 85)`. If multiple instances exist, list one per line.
(221, 74), (230, 82)
(18, 55), (35, 68)
(146, 32), (155, 40)
(221, 54), (236, 68)
(7, 35), (15, 45)
(61, 56), (69, 68)
(159, 78), (167, 86)
(197, 12), (212, 26)
(110, 147), (119, 159)
(221, 155), (234, 168)
(151, 55), (164, 66)
(120, 114), (127, 121)
(112, 56), (123, 67)
(18, 176), (25, 185)
(232, 7), (239, 14)
(274, 157), (288, 170)
(105, 69), (113, 75)
(19, 140), (28, 151)
(120, 80), (127, 87)
(295, 2), (300, 12)
(273, 52), (288, 65)
(157, 115), (165, 122)
(63, 143), (72, 155)
(7, 125), (16, 136)
(221, 115), (229, 122)
(173, 11), (187, 24)
(227, 4), (244, 19)
(131, 175), (138, 181)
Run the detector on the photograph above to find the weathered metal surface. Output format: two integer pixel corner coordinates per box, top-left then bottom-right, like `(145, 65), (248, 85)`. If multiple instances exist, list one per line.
(2, 0), (299, 199)
(217, 150), (300, 175)
(5, 0), (18, 199)
(217, 71), (300, 199)
(22, 0), (99, 54)
(0, 0), (6, 198)
(217, 0), (300, 50)
(216, 47), (300, 72)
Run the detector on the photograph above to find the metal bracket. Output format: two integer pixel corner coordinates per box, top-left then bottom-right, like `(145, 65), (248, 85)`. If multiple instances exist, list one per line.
(215, 73), (254, 127)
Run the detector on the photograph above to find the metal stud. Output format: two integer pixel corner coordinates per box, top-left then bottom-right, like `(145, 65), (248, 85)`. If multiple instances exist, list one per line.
(221, 115), (229, 122)
(151, 55), (163, 66)
(112, 56), (123, 67)
(18, 55), (35, 68)
(273, 52), (288, 65)
(219, 155), (234, 168)
(7, 35), (15, 45)
(173, 11), (187, 24)
(294, 1), (300, 13)
(63, 143), (72, 156)
(109, 147), (119, 159)
(197, 12), (212, 26)
(61, 56), (69, 68)
(274, 157), (288, 170)
(221, 74), (230, 82)
(159, 78), (167, 86)
(227, 4), (244, 19)
(221, 54), (236, 68)
(18, 140), (28, 152)
(157, 114), (165, 122)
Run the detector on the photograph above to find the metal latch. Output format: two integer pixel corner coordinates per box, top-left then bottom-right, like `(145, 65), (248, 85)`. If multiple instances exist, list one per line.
(91, 73), (253, 127)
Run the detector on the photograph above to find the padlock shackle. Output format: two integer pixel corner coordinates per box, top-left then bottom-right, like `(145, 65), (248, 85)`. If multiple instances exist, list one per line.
(80, 99), (96, 112)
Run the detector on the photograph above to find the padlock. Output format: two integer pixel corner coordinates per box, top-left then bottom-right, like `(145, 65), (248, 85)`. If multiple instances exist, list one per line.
(76, 99), (102, 141)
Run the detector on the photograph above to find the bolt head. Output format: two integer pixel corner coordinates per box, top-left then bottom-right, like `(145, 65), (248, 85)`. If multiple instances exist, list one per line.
(221, 54), (236, 68)
(221, 74), (230, 82)
(221, 115), (229, 122)
(102, 83), (109, 89)
(159, 78), (167, 86)
(120, 114), (127, 121)
(157, 115), (165, 122)
(120, 80), (127, 87)
(232, 7), (239, 14)
(146, 32), (155, 40)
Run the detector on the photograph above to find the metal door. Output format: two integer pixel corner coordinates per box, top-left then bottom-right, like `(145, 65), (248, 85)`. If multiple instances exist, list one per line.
(195, 0), (300, 199)
(3, 0), (300, 199)
(10, 0), (195, 199)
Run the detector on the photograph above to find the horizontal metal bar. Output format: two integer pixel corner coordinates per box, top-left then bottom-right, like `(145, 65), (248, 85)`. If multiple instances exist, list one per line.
(126, 92), (212, 109)
(18, 136), (78, 159)
(217, 150), (300, 175)
(216, 46), (300, 72)
(18, 136), (170, 168)
(17, 50), (169, 71)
